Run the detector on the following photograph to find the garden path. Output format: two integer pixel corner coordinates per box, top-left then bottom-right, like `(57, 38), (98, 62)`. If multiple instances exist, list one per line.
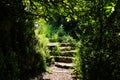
(30, 43), (77, 80)
(43, 43), (77, 80)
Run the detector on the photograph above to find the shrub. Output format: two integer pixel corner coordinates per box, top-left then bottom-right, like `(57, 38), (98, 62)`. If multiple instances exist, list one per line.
(73, 41), (82, 79)
(50, 44), (60, 56)
(35, 28), (50, 70)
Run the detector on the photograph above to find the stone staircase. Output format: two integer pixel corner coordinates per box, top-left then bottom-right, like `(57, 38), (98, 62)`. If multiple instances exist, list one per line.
(48, 42), (76, 69)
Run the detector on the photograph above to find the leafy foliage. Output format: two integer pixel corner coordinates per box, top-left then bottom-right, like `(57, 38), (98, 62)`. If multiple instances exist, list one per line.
(31, 0), (120, 79)
(30, 0), (87, 38)
(35, 28), (50, 71)
(0, 0), (120, 80)
(34, 0), (119, 79)
(76, 0), (120, 80)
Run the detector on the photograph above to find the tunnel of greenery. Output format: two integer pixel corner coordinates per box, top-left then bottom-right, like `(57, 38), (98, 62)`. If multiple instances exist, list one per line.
(0, 0), (120, 80)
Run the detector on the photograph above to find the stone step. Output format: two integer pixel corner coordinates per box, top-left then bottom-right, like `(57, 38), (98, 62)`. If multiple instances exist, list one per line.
(47, 43), (75, 47)
(47, 43), (59, 47)
(60, 43), (75, 47)
(47, 43), (59, 50)
(59, 47), (75, 51)
(60, 50), (76, 57)
(50, 56), (74, 63)
(55, 62), (73, 69)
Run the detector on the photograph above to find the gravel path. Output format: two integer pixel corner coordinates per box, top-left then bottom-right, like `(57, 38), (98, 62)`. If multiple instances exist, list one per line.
(42, 65), (77, 80)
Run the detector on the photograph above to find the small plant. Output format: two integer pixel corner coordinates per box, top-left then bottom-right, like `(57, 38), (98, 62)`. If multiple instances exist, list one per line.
(51, 33), (59, 42)
(34, 24), (51, 71)
(72, 41), (82, 79)
(60, 35), (76, 43)
(51, 44), (60, 56)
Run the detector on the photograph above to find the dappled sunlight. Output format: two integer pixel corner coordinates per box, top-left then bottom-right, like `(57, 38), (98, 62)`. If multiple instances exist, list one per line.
(0, 0), (120, 80)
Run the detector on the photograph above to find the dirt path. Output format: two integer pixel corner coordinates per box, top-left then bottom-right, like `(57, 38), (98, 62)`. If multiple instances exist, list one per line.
(42, 65), (77, 80)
